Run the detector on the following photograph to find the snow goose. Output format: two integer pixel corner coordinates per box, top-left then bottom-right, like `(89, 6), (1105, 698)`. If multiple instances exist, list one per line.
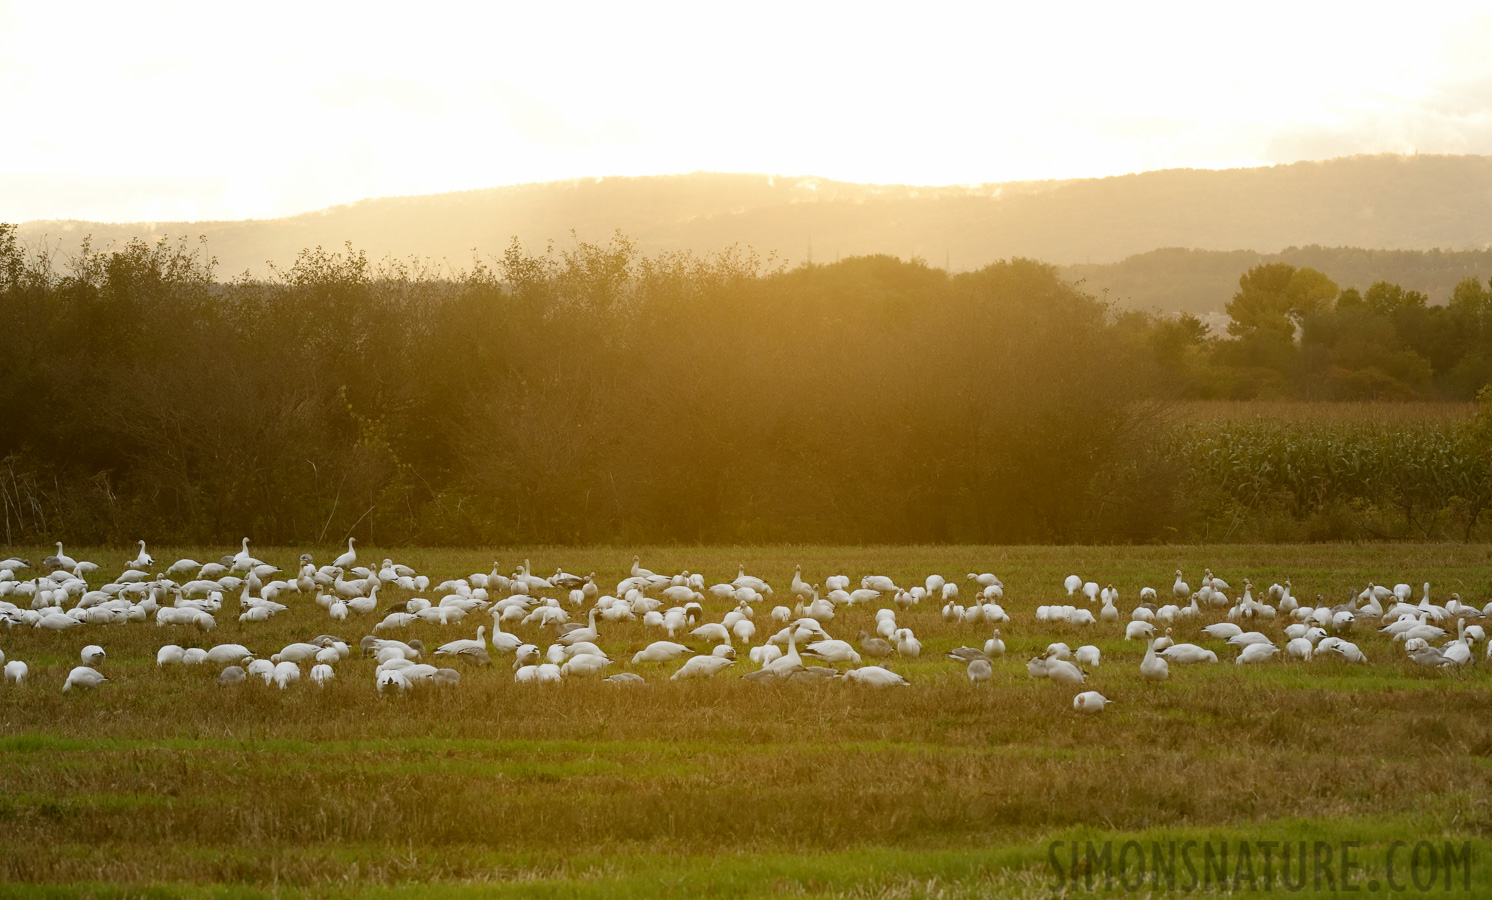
(331, 538), (357, 570)
(984, 629), (1006, 657)
(857, 631), (894, 659)
(1073, 691), (1112, 714)
(1140, 638), (1169, 682)
(561, 654), (612, 677)
(1044, 654), (1086, 686)
(894, 628), (922, 658)
(1235, 643), (1279, 665)
(1172, 570), (1190, 601)
(51, 543), (79, 571)
(671, 656), (735, 680)
(272, 661), (300, 689)
(435, 627), (487, 657)
(632, 641), (691, 665)
(967, 658), (992, 683)
(803, 639), (860, 665)
(690, 622), (730, 644)
(1226, 631), (1273, 648)
(63, 666), (108, 692)
(1202, 623), (1243, 641)
(1159, 643), (1217, 664)
(844, 665), (908, 687)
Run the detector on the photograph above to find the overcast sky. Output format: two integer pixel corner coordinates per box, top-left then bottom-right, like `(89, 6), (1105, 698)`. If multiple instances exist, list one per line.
(3, 1), (1491, 223)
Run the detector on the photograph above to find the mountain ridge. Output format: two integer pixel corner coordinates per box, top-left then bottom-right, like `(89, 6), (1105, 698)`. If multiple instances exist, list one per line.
(14, 155), (1492, 304)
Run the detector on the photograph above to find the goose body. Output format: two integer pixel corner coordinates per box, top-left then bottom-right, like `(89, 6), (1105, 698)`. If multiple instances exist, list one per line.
(1159, 643), (1217, 664)
(671, 655), (735, 680)
(1172, 570), (1190, 601)
(127, 541), (153, 571)
(1235, 642), (1279, 665)
(1073, 691), (1112, 713)
(561, 654), (612, 677)
(52, 543), (79, 571)
(894, 628), (921, 658)
(332, 538), (357, 570)
(1140, 638), (1169, 682)
(1045, 656), (1086, 686)
(436, 627), (488, 657)
(984, 629), (1005, 657)
(967, 658), (992, 683)
(844, 665), (908, 687)
(63, 666), (108, 692)
(632, 641), (691, 664)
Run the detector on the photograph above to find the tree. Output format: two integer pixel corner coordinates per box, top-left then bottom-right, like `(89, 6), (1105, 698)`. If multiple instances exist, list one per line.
(1363, 281), (1428, 317)
(1225, 263), (1338, 339)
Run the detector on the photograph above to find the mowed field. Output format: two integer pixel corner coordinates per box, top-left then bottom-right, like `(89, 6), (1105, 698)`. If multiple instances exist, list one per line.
(2, 543), (1492, 898)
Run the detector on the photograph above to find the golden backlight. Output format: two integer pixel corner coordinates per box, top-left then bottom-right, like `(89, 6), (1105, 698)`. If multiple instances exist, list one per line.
(1, 0), (1489, 222)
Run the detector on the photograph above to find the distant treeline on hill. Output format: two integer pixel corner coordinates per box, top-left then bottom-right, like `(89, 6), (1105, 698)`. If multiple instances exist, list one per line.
(1064, 246), (1492, 315)
(1, 224), (1489, 546)
(17, 154), (1492, 279)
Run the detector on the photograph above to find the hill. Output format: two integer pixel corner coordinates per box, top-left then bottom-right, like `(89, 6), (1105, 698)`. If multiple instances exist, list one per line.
(13, 154), (1492, 284)
(1064, 245), (1492, 314)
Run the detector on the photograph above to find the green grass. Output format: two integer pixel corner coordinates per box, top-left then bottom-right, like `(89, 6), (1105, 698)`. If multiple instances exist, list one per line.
(2, 543), (1491, 895)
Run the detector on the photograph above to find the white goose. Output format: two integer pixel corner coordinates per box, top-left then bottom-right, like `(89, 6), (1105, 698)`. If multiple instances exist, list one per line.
(671, 656), (735, 680)
(559, 607), (601, 646)
(487, 617), (525, 653)
(1172, 570), (1190, 601)
(1073, 691), (1112, 713)
(844, 665), (908, 687)
(52, 543), (79, 571)
(127, 541), (153, 571)
(984, 629), (1005, 657)
(1140, 638), (1169, 682)
(435, 627), (488, 657)
(332, 538), (357, 570)
(1159, 643), (1217, 664)
(63, 666), (108, 692)
(1044, 652), (1086, 686)
(1235, 642), (1279, 665)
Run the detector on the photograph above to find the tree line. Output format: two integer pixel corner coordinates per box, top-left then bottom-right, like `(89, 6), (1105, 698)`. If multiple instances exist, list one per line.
(1, 224), (1488, 546)
(1138, 262), (1492, 400)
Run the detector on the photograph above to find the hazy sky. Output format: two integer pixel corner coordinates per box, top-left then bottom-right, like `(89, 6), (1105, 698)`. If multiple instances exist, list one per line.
(3, 1), (1491, 223)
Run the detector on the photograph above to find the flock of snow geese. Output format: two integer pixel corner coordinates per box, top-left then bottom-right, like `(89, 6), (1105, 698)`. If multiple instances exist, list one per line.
(1, 538), (1488, 713)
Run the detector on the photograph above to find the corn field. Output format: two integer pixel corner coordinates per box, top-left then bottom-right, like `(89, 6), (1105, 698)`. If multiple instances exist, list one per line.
(1164, 395), (1492, 541)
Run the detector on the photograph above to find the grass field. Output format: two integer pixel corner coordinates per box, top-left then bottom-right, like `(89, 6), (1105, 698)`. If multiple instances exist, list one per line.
(1173, 400), (1478, 424)
(2, 543), (1491, 897)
